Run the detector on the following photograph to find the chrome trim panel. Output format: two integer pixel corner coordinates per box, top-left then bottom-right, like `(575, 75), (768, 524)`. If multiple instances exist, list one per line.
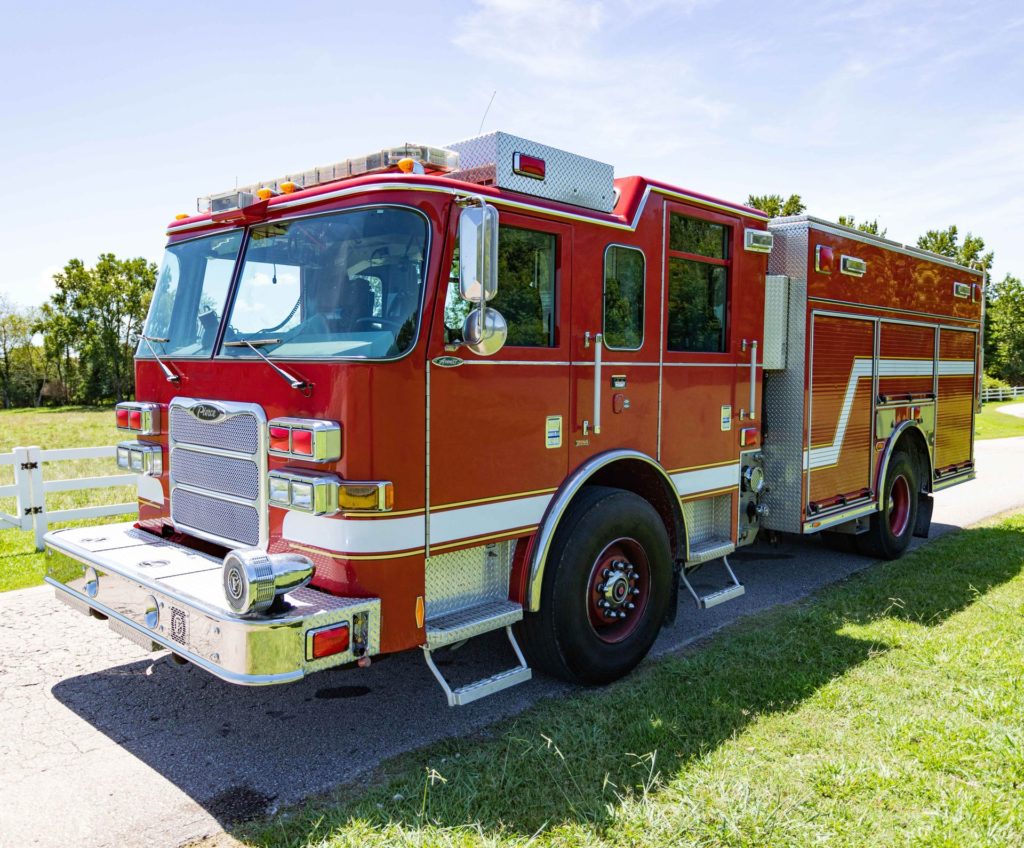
(45, 523), (380, 685)
(169, 397), (269, 550)
(877, 421), (934, 495)
(526, 449), (683, 611)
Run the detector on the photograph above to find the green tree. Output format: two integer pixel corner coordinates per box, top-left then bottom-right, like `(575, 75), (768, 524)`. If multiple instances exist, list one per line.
(746, 194), (806, 218)
(0, 297), (40, 408)
(916, 226), (993, 274)
(987, 274), (1024, 384)
(838, 215), (887, 237)
(40, 254), (156, 403)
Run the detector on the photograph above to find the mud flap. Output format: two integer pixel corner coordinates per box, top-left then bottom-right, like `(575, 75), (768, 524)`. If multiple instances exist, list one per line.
(914, 492), (934, 538)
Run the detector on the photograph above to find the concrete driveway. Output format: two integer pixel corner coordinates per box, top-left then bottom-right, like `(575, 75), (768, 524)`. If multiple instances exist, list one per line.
(2, 437), (1024, 848)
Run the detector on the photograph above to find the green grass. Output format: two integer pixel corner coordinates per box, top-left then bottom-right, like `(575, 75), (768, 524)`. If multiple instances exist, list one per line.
(234, 513), (1024, 848)
(975, 397), (1024, 440)
(0, 406), (134, 592)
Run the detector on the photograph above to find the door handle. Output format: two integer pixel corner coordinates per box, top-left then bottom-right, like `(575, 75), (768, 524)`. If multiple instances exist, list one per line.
(583, 331), (603, 436)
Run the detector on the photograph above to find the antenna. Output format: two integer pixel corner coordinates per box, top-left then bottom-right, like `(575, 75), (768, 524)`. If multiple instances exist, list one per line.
(478, 90), (497, 135)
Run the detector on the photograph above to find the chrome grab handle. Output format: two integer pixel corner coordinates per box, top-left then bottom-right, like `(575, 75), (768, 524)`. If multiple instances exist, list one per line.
(593, 332), (603, 435)
(749, 339), (758, 421)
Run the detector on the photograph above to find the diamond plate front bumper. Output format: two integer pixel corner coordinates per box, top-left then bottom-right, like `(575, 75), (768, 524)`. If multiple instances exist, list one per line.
(44, 523), (380, 686)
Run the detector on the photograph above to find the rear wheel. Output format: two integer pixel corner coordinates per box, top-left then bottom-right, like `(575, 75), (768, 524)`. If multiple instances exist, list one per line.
(857, 450), (919, 560)
(517, 486), (671, 684)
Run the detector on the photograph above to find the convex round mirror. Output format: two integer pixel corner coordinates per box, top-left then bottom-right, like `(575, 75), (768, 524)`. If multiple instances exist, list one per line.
(463, 307), (508, 357)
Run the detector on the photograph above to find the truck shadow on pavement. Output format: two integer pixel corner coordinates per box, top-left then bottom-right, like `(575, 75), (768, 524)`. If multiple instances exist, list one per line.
(50, 522), (1023, 838)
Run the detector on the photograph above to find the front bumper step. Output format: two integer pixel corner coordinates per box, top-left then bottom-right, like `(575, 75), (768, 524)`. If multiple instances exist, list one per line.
(45, 523), (380, 685)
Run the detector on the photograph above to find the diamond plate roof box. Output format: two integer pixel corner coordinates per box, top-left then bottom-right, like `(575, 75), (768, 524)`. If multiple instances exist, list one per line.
(447, 132), (615, 213)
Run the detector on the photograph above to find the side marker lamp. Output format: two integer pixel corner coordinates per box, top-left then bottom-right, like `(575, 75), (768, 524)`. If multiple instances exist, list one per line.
(116, 441), (162, 477)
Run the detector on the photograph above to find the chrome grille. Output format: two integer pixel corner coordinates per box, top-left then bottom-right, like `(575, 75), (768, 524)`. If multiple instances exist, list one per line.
(170, 448), (260, 501)
(171, 489), (261, 547)
(169, 406), (260, 453)
(169, 398), (267, 550)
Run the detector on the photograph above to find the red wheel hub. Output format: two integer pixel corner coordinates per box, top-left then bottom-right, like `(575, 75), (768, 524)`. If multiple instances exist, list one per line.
(586, 538), (650, 643)
(888, 473), (911, 537)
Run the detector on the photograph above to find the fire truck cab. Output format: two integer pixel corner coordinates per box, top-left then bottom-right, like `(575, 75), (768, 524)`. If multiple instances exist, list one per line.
(45, 133), (983, 706)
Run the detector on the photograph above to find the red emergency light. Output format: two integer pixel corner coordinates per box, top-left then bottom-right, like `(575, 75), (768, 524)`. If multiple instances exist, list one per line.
(513, 152), (546, 180)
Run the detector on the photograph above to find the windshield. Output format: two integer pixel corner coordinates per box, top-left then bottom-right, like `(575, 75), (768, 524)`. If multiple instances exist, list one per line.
(140, 231), (243, 357)
(221, 206), (429, 359)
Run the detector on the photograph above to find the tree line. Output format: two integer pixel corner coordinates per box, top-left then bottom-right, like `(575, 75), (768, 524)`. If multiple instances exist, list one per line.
(748, 194), (1023, 386)
(0, 200), (1021, 409)
(0, 255), (155, 408)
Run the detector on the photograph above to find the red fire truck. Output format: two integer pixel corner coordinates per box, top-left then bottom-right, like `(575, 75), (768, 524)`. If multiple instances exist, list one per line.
(46, 133), (983, 706)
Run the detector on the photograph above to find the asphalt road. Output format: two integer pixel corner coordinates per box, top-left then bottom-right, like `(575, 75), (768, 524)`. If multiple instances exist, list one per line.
(3, 437), (1024, 848)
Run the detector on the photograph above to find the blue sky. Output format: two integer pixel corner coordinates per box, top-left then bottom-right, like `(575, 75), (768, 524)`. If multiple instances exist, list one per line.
(2, 0), (1021, 307)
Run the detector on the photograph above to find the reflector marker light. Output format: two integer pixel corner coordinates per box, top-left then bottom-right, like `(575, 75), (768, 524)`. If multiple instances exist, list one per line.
(815, 244), (834, 274)
(268, 469), (393, 515)
(513, 152), (546, 180)
(116, 440), (163, 477)
(307, 622), (350, 660)
(267, 418), (341, 463)
(115, 402), (161, 436)
(840, 254), (868, 277)
(743, 229), (774, 254)
(196, 143), (459, 213)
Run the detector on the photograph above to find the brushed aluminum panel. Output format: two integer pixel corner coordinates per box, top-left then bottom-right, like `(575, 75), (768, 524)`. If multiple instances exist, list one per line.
(448, 132), (615, 213)
(424, 541), (514, 619)
(762, 221), (810, 532)
(681, 493), (732, 554)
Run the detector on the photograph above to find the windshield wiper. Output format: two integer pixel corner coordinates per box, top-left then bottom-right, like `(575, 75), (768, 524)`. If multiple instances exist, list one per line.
(223, 338), (312, 393)
(139, 335), (181, 384)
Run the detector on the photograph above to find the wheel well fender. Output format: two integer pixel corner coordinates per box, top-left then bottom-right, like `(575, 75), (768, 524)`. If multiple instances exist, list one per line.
(879, 422), (933, 495)
(525, 450), (684, 612)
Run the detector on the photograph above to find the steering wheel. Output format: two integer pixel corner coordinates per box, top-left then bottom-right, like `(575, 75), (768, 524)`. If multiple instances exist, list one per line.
(354, 317), (404, 333)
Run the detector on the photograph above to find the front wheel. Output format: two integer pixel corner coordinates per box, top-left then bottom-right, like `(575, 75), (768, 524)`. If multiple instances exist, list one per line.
(857, 450), (919, 560)
(517, 486), (672, 684)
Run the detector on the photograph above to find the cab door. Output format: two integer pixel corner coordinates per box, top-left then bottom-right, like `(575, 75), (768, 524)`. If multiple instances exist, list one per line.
(426, 210), (571, 557)
(569, 238), (659, 468)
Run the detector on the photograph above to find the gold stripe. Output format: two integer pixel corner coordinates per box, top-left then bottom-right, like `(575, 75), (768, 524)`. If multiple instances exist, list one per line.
(665, 458), (739, 474)
(679, 485), (737, 502)
(429, 526), (537, 553)
(138, 497), (163, 509)
(287, 542), (423, 561)
(339, 506), (425, 519)
(431, 487), (557, 512)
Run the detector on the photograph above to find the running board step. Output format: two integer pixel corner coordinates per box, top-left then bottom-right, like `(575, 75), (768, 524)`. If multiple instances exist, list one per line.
(680, 554), (745, 609)
(686, 537), (736, 565)
(423, 625), (532, 707)
(425, 599), (523, 649)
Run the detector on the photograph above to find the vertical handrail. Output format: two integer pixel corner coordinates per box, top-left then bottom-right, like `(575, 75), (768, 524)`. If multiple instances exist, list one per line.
(749, 340), (758, 421)
(593, 332), (603, 436)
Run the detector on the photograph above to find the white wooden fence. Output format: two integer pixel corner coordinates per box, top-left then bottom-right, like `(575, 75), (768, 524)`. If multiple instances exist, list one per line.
(0, 446), (137, 551)
(981, 386), (1024, 403)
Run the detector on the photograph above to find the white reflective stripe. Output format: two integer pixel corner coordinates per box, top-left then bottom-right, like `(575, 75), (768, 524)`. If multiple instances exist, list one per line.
(281, 494), (553, 554)
(671, 464), (739, 496)
(429, 495), (551, 545)
(137, 475), (164, 505)
(283, 511), (425, 554)
(804, 357), (976, 470)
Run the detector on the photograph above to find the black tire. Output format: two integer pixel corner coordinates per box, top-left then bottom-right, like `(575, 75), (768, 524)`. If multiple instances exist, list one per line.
(857, 450), (919, 560)
(516, 486), (672, 685)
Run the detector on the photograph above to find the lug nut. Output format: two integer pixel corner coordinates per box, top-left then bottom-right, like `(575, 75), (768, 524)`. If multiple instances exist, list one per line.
(596, 583), (606, 592)
(602, 568), (611, 579)
(631, 587), (640, 596)
(626, 602), (635, 610)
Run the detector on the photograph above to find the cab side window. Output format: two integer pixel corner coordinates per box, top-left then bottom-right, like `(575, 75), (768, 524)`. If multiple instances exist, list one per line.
(666, 213), (730, 353)
(492, 225), (557, 347)
(603, 245), (645, 350)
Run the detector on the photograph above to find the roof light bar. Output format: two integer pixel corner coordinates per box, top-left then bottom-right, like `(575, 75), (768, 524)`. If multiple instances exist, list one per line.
(197, 143), (459, 213)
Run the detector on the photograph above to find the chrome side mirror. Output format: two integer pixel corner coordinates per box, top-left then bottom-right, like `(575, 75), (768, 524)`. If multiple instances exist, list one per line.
(463, 307), (508, 356)
(454, 199), (506, 356)
(458, 203), (499, 303)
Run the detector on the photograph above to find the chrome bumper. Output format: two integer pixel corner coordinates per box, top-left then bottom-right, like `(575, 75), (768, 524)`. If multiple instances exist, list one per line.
(45, 523), (380, 686)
